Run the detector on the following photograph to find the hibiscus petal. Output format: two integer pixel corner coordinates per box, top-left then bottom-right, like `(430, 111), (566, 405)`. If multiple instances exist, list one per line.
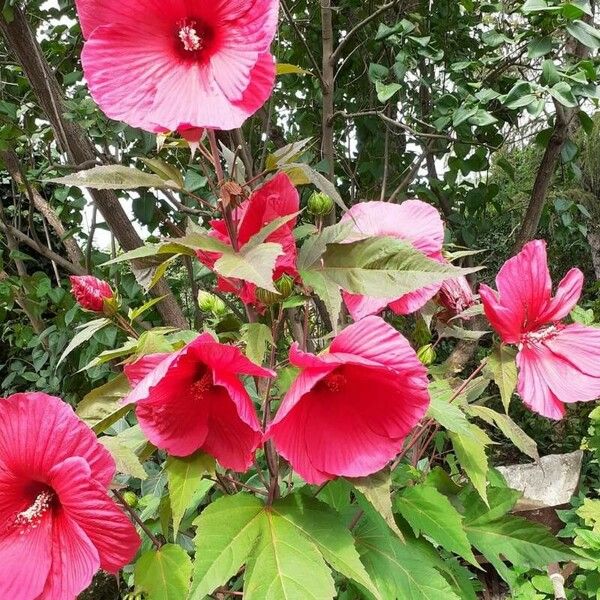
(39, 510), (100, 600)
(494, 240), (552, 331)
(341, 200), (444, 256)
(49, 457), (140, 574)
(202, 385), (262, 471)
(123, 353), (172, 387)
(0, 393), (114, 488)
(479, 284), (522, 344)
(330, 316), (428, 376)
(0, 506), (52, 600)
(192, 340), (275, 378)
(387, 281), (443, 316)
(81, 23), (176, 132)
(342, 292), (392, 320)
(538, 268), (584, 323)
(75, 0), (186, 39)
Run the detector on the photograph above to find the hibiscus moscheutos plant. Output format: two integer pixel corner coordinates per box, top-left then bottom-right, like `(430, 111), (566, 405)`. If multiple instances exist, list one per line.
(23, 2), (600, 599)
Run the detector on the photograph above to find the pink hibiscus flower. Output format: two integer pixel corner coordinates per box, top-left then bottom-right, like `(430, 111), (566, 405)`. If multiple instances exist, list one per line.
(265, 316), (430, 484)
(437, 276), (477, 321)
(76, 0), (278, 132)
(0, 393), (140, 600)
(123, 334), (274, 470)
(340, 200), (446, 321)
(197, 172), (300, 305)
(480, 240), (600, 419)
(70, 275), (114, 313)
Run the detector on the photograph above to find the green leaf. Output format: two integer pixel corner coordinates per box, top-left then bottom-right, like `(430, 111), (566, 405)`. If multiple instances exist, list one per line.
(190, 494), (264, 599)
(166, 452), (215, 537)
(548, 81), (578, 107)
(541, 60), (561, 86)
(102, 243), (194, 266)
(282, 163), (347, 211)
(300, 269), (342, 329)
(485, 344), (518, 412)
(528, 36), (553, 58)
(139, 158), (185, 189)
(49, 165), (177, 190)
(297, 222), (354, 271)
(244, 212), (300, 251)
(135, 544), (192, 600)
(241, 323), (273, 365)
(356, 516), (460, 600)
(427, 381), (472, 435)
(395, 484), (478, 565)
(450, 424), (489, 503)
(375, 81), (402, 103)
(272, 494), (381, 599)
(214, 243), (284, 292)
(57, 317), (111, 366)
(465, 515), (575, 585)
(76, 374), (132, 433)
(466, 405), (539, 460)
(276, 63), (312, 76)
(244, 508), (336, 600)
(265, 139), (313, 171)
(351, 470), (405, 542)
(308, 237), (479, 299)
(100, 435), (147, 480)
(462, 486), (522, 526)
(522, 0), (558, 12)
(129, 296), (167, 322)
(566, 20), (600, 49)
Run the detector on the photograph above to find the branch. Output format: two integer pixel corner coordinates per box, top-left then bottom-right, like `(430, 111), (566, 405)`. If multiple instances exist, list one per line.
(0, 220), (86, 275)
(280, 0), (324, 85)
(330, 0), (402, 65)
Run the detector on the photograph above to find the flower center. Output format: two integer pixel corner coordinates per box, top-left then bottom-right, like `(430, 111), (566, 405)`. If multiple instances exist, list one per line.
(190, 370), (213, 398)
(324, 372), (347, 393)
(14, 490), (54, 534)
(179, 24), (203, 52)
(520, 324), (561, 348)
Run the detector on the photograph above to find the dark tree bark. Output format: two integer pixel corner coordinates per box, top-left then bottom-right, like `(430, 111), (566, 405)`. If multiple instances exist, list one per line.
(0, 7), (187, 328)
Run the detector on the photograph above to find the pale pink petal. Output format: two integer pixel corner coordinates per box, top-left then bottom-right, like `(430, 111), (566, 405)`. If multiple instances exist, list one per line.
(49, 457), (140, 574)
(341, 200), (444, 256)
(517, 325), (600, 419)
(0, 508), (52, 600)
(124, 353), (172, 387)
(219, 0), (279, 52)
(538, 268), (584, 323)
(388, 282), (443, 315)
(38, 510), (100, 600)
(0, 393), (114, 488)
(202, 385), (262, 471)
(231, 52), (276, 121)
(81, 24), (176, 132)
(342, 292), (392, 320)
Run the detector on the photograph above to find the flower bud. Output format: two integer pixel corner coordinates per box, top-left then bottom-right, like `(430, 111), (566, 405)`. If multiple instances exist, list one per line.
(69, 275), (115, 314)
(437, 276), (476, 320)
(417, 344), (436, 366)
(122, 491), (138, 508)
(197, 291), (227, 316)
(274, 274), (295, 298)
(308, 191), (334, 217)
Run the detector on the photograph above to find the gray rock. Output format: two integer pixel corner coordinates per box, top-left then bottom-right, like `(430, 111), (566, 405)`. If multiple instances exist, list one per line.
(497, 450), (583, 511)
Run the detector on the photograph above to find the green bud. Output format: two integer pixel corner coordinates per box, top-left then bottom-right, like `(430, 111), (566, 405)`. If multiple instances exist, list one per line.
(197, 291), (227, 316)
(307, 191), (334, 217)
(417, 344), (436, 366)
(102, 295), (120, 318)
(122, 491), (138, 508)
(274, 274), (295, 298)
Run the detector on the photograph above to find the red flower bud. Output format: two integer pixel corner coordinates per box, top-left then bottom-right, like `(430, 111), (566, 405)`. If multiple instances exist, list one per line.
(437, 276), (476, 320)
(69, 275), (114, 313)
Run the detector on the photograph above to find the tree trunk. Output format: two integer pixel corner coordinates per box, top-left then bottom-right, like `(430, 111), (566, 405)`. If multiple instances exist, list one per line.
(587, 227), (600, 280)
(0, 7), (187, 329)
